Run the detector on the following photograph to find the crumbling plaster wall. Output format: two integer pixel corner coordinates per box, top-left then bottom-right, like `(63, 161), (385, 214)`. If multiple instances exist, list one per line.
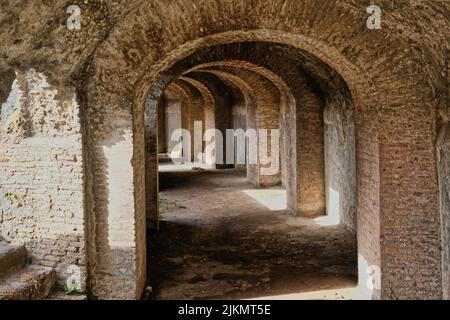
(0, 0), (448, 300)
(229, 84), (247, 171)
(163, 42), (349, 217)
(157, 96), (166, 154)
(438, 122), (450, 299)
(185, 72), (233, 168)
(174, 79), (207, 163)
(439, 54), (450, 300)
(294, 74), (326, 218)
(324, 93), (357, 230)
(204, 66), (281, 186)
(0, 69), (85, 288)
(176, 76), (217, 167)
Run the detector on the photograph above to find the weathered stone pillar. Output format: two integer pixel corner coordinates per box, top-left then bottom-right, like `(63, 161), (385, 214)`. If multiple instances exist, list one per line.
(175, 79), (205, 164)
(0, 69), (87, 291)
(378, 101), (442, 299)
(187, 90), (204, 164)
(88, 106), (146, 299)
(438, 122), (450, 299)
(157, 96), (167, 154)
(186, 72), (233, 169)
(323, 93), (356, 225)
(145, 98), (159, 230)
(239, 71), (280, 186)
(294, 81), (326, 217)
(231, 88), (247, 171)
(165, 99), (183, 157)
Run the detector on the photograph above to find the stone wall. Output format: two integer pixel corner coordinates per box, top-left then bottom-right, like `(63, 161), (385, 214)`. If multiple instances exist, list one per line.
(230, 86), (247, 171)
(438, 123), (450, 299)
(165, 99), (183, 157)
(0, 69), (85, 288)
(438, 56), (450, 299)
(188, 72), (233, 169)
(144, 95), (159, 230)
(324, 93), (357, 229)
(157, 96), (166, 154)
(295, 77), (326, 218)
(0, 0), (446, 300)
(174, 79), (206, 163)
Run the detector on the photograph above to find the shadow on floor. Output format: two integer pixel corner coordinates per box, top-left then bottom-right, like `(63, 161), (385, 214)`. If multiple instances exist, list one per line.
(148, 169), (357, 300)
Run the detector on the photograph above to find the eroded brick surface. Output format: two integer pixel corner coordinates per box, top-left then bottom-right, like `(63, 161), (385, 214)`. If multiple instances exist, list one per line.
(0, 0), (448, 300)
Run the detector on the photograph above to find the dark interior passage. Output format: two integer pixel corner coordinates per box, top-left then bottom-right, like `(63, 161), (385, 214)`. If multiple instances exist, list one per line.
(0, 1), (447, 301)
(148, 166), (357, 300)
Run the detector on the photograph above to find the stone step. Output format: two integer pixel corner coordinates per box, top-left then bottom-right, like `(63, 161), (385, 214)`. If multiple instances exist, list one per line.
(0, 242), (27, 278)
(0, 265), (56, 300)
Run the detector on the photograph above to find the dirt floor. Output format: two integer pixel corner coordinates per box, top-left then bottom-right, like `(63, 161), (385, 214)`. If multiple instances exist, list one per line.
(148, 167), (358, 300)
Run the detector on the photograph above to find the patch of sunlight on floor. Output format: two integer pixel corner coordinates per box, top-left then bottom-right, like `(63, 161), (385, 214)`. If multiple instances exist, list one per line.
(315, 186), (341, 226)
(158, 161), (212, 172)
(248, 286), (365, 300)
(242, 189), (287, 211)
(313, 215), (340, 227)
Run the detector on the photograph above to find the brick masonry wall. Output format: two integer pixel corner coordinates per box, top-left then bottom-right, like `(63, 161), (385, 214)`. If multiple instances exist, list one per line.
(174, 79), (206, 163)
(295, 78), (326, 218)
(157, 96), (166, 154)
(31, 0), (444, 299)
(216, 67), (281, 185)
(438, 123), (450, 299)
(187, 72), (234, 169)
(438, 55), (450, 299)
(0, 69), (85, 288)
(144, 95), (160, 230)
(230, 86), (247, 171)
(324, 93), (357, 230)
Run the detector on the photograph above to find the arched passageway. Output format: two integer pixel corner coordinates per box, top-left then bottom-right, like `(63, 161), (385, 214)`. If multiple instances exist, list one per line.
(0, 1), (447, 301)
(145, 44), (359, 297)
(84, 32), (380, 299)
(78, 2), (444, 300)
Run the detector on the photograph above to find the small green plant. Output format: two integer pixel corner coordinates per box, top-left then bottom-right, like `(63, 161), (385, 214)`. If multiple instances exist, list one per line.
(159, 197), (186, 221)
(63, 284), (82, 296)
(5, 192), (19, 203)
(62, 101), (73, 110)
(159, 209), (167, 221)
(174, 201), (186, 209)
(160, 198), (186, 209)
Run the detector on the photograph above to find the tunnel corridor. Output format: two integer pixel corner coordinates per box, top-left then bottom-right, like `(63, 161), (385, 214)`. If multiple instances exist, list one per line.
(0, 0), (448, 301)
(144, 40), (361, 300)
(149, 165), (357, 300)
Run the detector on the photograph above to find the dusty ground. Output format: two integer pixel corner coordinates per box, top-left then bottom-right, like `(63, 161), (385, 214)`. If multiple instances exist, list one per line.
(148, 167), (357, 300)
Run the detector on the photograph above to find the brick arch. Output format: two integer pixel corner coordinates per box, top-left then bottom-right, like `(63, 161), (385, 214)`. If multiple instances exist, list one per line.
(83, 6), (442, 297)
(175, 76), (216, 161)
(84, 32), (380, 300)
(438, 122), (450, 299)
(172, 78), (209, 161)
(192, 63), (325, 218)
(143, 82), (191, 230)
(143, 76), (219, 230)
(150, 59), (305, 216)
(190, 60), (356, 229)
(149, 58), (329, 222)
(184, 63), (296, 207)
(145, 61), (296, 228)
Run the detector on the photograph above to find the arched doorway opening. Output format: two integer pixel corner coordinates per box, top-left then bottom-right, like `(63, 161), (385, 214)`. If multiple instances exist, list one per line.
(146, 42), (356, 298)
(83, 30), (382, 300)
